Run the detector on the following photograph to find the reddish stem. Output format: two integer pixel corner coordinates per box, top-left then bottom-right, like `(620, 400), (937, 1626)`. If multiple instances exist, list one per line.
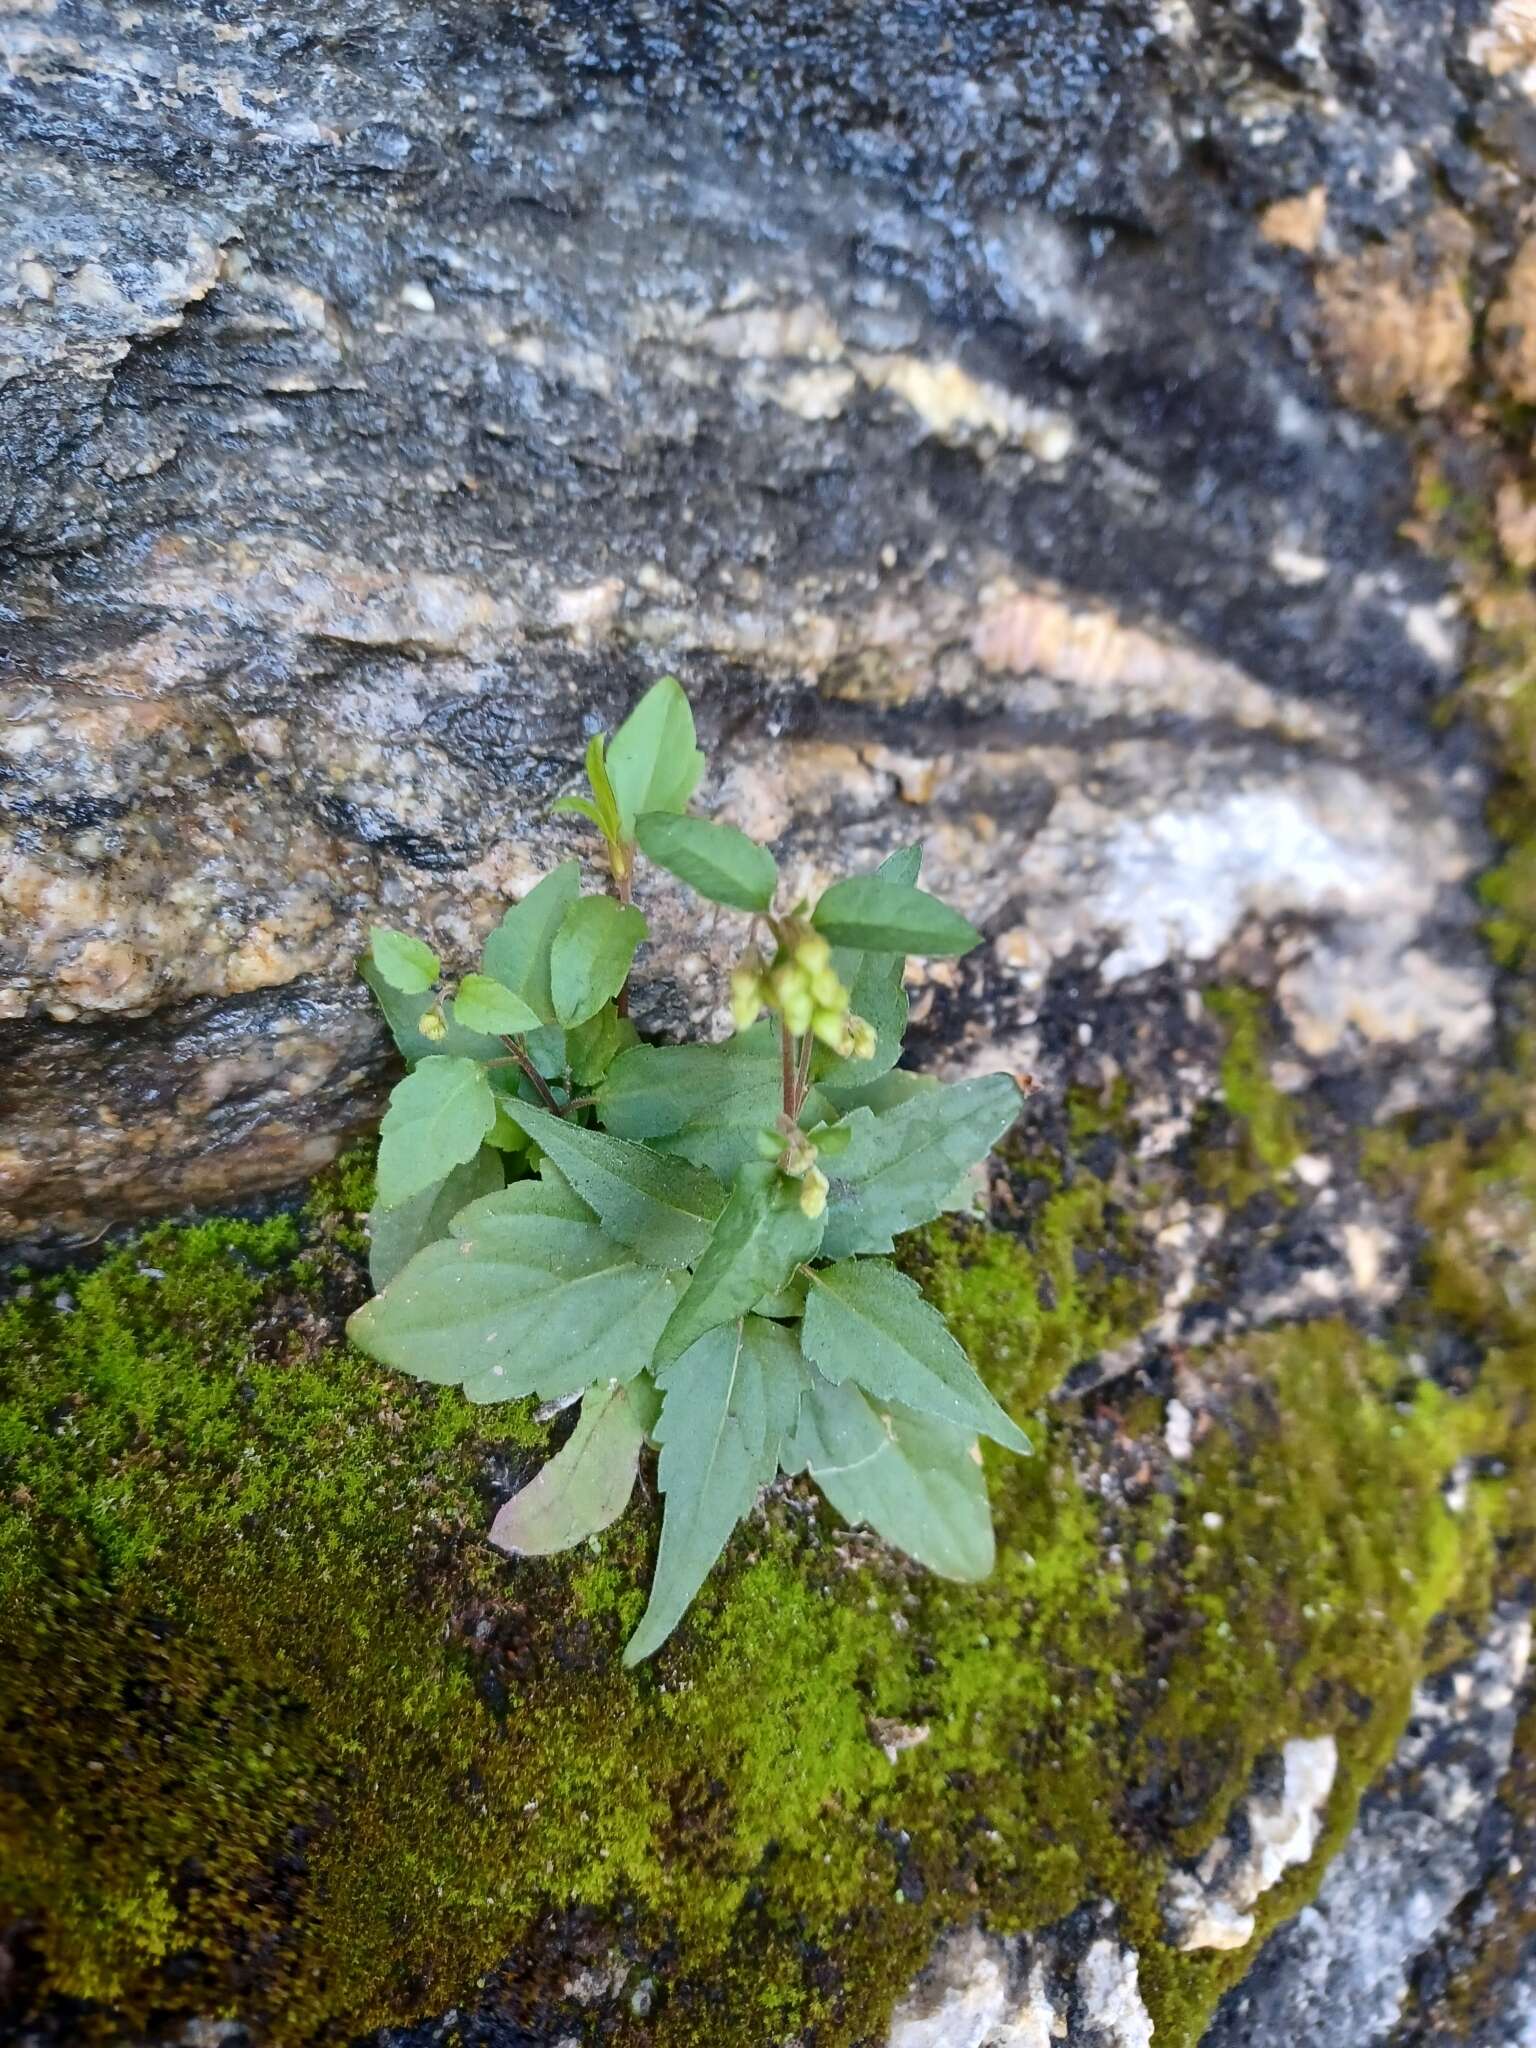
(501, 1036), (564, 1115)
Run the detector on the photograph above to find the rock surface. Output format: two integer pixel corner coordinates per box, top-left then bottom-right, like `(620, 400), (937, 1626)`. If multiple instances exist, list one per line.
(876, 1610), (1536, 2048)
(1208, 1608), (1535, 2048)
(6, 2), (1536, 2047)
(0, 0), (1512, 1252)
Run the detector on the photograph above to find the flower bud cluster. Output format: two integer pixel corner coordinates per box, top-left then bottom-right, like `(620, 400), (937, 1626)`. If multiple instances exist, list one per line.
(730, 927), (876, 1061)
(756, 1115), (830, 1219)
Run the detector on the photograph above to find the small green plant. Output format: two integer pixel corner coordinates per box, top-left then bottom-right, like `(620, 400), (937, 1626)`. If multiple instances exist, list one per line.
(348, 677), (1029, 1663)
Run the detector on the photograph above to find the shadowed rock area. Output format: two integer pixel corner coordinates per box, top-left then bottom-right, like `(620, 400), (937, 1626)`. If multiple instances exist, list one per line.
(6, 2), (1536, 2046)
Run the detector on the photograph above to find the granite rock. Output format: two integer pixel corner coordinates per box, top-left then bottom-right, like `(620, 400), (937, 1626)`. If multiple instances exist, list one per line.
(0, 0), (1507, 1253)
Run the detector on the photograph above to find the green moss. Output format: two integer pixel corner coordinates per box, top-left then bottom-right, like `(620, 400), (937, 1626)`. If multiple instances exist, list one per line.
(1197, 986), (1305, 1202)
(1066, 1073), (1132, 1143)
(908, 1176), (1154, 1414)
(2, 1166), (1522, 2048)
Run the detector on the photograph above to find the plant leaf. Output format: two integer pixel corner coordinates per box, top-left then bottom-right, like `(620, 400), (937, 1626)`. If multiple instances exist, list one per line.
(744, 1315), (808, 1451)
(606, 676), (705, 838)
(801, 1258), (1030, 1452)
(622, 1316), (798, 1665)
(361, 959), (506, 1066)
(481, 860), (582, 1023)
(598, 1024), (834, 1181)
(375, 1057), (498, 1210)
(368, 926), (440, 994)
(812, 876), (980, 956)
(820, 1070), (937, 1117)
(585, 732), (625, 844)
(565, 1003), (638, 1086)
(452, 973), (545, 1037)
(522, 1023), (569, 1078)
(489, 1378), (654, 1556)
(652, 1163), (825, 1370)
(347, 1179), (682, 1401)
(635, 812), (778, 913)
(550, 897), (648, 1028)
(503, 1101), (725, 1267)
(552, 794), (604, 828)
(813, 845), (920, 1087)
(367, 1146), (504, 1289)
(753, 1269), (809, 1319)
(785, 1367), (994, 1581)
(819, 1073), (1022, 1258)
(875, 844), (923, 889)
(487, 1101), (530, 1152)
(598, 1024), (782, 1140)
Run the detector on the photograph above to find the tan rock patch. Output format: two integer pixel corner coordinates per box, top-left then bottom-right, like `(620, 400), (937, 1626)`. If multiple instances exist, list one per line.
(1469, 0), (1536, 81)
(1315, 212), (1473, 415)
(1489, 236), (1536, 404)
(1496, 479), (1536, 571)
(1260, 186), (1328, 256)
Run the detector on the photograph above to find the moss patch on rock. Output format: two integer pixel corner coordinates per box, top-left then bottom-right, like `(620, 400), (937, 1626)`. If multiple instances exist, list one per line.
(2, 1129), (1525, 2047)
(1194, 986), (1306, 1206)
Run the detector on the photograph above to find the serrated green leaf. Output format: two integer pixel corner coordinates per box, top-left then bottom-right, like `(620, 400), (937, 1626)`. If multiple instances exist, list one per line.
(565, 1003), (638, 1087)
(742, 1315), (807, 1450)
(361, 959), (506, 1067)
(819, 1073), (1022, 1258)
(623, 1316), (800, 1665)
(368, 925), (440, 994)
(598, 1025), (783, 1140)
(489, 1378), (653, 1557)
(812, 876), (980, 956)
(375, 1057), (498, 1210)
(452, 973), (544, 1037)
(552, 794), (604, 828)
(598, 1025), (831, 1181)
(785, 1368), (994, 1581)
(481, 861), (582, 1023)
(504, 1101), (725, 1267)
(801, 1258), (1030, 1452)
(653, 1163), (824, 1370)
(819, 1070), (936, 1117)
(752, 1269), (809, 1319)
(550, 896), (647, 1028)
(635, 812), (778, 913)
(347, 1178), (682, 1401)
(606, 676), (705, 838)
(367, 1146), (505, 1290)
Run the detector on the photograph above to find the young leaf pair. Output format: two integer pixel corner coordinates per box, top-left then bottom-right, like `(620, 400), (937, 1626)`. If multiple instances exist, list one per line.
(551, 677), (704, 887)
